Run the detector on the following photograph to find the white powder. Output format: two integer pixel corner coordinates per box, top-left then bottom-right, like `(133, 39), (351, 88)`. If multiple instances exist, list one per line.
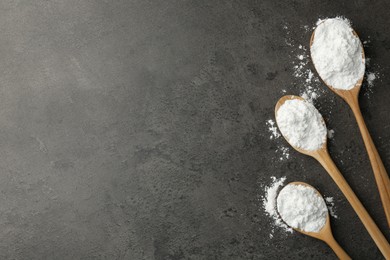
(366, 72), (377, 88)
(266, 119), (291, 161)
(266, 119), (281, 139)
(327, 129), (335, 139)
(278, 146), (290, 160)
(367, 72), (376, 84)
(277, 184), (328, 232)
(262, 176), (293, 235)
(301, 85), (318, 103)
(364, 71), (379, 97)
(311, 17), (365, 90)
(325, 196), (338, 219)
(276, 99), (327, 151)
(285, 26), (322, 104)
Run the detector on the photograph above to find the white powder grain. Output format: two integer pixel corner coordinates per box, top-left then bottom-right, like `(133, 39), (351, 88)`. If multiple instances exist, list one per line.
(366, 72), (377, 87)
(276, 99), (327, 151)
(262, 176), (293, 235)
(277, 184), (328, 232)
(311, 17), (365, 90)
(327, 129), (335, 139)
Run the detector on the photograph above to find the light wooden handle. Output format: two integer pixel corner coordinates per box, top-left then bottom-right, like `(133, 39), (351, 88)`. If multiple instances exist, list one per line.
(348, 99), (390, 228)
(316, 151), (390, 258)
(325, 235), (351, 260)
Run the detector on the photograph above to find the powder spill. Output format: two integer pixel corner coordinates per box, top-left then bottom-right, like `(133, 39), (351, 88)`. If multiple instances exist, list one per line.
(276, 99), (327, 151)
(363, 67), (381, 98)
(266, 119), (290, 161)
(266, 119), (281, 139)
(367, 72), (376, 85)
(325, 196), (338, 219)
(278, 146), (290, 161)
(277, 184), (328, 232)
(311, 17), (365, 90)
(301, 85), (319, 103)
(284, 25), (323, 104)
(366, 71), (380, 92)
(262, 176), (293, 236)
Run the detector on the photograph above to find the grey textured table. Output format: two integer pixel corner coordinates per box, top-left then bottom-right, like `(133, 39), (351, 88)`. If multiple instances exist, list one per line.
(0, 1), (389, 259)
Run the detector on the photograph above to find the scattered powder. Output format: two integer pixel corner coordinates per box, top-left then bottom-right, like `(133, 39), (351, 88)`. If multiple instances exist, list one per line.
(364, 71), (379, 98)
(283, 23), (294, 47)
(286, 28), (322, 103)
(266, 119), (291, 161)
(351, 35), (381, 98)
(363, 68), (381, 98)
(277, 184), (328, 232)
(367, 72), (376, 84)
(274, 144), (291, 161)
(278, 146), (290, 160)
(276, 99), (327, 151)
(311, 17), (365, 90)
(262, 176), (293, 236)
(325, 196), (338, 219)
(366, 71), (378, 89)
(301, 85), (319, 103)
(266, 119), (281, 139)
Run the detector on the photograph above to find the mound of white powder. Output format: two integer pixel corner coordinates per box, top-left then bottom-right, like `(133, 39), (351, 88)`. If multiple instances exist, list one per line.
(276, 99), (327, 151)
(277, 184), (328, 232)
(310, 17), (365, 90)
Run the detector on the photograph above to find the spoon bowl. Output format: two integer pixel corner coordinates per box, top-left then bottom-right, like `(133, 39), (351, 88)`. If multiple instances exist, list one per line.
(310, 19), (390, 227)
(275, 96), (390, 258)
(277, 181), (350, 259)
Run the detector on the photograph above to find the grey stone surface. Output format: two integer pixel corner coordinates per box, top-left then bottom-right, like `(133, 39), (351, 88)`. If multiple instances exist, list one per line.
(0, 0), (389, 259)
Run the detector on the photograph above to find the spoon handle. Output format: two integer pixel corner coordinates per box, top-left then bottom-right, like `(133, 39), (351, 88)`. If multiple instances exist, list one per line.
(325, 235), (351, 260)
(347, 98), (390, 228)
(315, 150), (390, 258)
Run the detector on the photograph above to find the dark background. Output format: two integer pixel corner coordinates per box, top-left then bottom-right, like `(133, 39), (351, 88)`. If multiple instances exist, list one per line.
(0, 0), (389, 259)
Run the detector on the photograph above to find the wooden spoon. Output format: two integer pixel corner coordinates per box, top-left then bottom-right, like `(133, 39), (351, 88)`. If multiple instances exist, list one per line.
(310, 22), (390, 228)
(277, 181), (350, 260)
(275, 95), (390, 258)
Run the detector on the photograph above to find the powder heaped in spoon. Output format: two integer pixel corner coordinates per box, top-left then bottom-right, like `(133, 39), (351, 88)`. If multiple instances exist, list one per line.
(310, 17), (365, 90)
(277, 184), (328, 233)
(276, 99), (327, 151)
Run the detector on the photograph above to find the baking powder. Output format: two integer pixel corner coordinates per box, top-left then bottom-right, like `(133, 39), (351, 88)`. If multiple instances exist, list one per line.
(311, 17), (365, 90)
(276, 99), (327, 151)
(277, 184), (328, 232)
